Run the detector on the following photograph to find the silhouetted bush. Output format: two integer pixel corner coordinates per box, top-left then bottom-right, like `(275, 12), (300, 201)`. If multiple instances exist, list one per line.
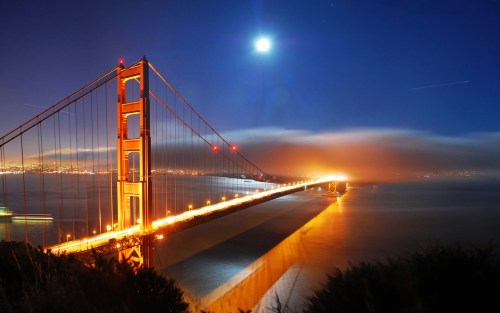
(0, 241), (189, 313)
(304, 242), (500, 313)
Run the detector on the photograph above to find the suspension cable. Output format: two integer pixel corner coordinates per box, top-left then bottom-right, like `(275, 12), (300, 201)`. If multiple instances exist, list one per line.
(148, 62), (276, 182)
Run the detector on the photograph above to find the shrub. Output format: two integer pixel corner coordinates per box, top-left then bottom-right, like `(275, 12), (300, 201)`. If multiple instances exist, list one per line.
(0, 241), (189, 313)
(304, 243), (500, 313)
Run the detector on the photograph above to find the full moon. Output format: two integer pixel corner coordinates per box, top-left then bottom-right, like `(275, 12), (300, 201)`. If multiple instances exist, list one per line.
(255, 37), (272, 53)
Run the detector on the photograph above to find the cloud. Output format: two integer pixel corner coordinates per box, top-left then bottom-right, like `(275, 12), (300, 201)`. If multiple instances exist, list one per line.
(15, 126), (500, 183)
(25, 146), (114, 162)
(223, 128), (500, 182)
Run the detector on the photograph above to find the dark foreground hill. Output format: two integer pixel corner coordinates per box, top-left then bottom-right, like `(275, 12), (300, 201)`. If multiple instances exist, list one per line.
(304, 242), (500, 313)
(2, 241), (499, 313)
(0, 241), (189, 313)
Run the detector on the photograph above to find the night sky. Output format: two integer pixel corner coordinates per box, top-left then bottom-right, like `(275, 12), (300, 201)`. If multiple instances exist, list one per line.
(1, 0), (499, 180)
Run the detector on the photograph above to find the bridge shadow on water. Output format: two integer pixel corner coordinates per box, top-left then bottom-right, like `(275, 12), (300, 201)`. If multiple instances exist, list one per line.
(154, 188), (339, 312)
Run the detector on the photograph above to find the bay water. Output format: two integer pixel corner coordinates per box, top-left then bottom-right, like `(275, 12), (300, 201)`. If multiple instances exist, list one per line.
(153, 179), (500, 312)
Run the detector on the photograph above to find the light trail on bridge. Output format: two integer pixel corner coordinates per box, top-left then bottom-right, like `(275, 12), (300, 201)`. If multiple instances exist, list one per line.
(45, 177), (342, 255)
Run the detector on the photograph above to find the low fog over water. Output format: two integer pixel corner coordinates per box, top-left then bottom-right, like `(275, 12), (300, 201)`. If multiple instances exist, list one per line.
(227, 128), (500, 181)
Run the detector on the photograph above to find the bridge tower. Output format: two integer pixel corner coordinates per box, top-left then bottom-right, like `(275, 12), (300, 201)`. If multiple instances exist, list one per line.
(116, 58), (154, 267)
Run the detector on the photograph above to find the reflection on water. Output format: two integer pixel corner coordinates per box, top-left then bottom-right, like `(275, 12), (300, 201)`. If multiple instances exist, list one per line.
(155, 188), (337, 311)
(204, 195), (344, 312)
(155, 179), (500, 312)
(0, 219), (56, 245)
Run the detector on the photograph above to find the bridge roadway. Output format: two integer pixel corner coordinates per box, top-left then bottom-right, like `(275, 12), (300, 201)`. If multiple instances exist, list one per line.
(46, 178), (337, 257)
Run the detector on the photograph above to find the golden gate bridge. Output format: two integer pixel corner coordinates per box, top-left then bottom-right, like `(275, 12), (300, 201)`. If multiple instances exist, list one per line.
(0, 58), (343, 267)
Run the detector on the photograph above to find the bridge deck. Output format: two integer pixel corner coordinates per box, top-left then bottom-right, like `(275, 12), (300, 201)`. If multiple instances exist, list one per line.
(46, 180), (332, 257)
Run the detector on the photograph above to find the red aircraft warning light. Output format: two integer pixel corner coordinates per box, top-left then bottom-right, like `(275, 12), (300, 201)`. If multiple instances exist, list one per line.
(212, 145), (218, 151)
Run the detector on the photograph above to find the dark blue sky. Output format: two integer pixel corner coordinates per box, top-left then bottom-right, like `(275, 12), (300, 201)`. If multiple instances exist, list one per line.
(1, 0), (499, 136)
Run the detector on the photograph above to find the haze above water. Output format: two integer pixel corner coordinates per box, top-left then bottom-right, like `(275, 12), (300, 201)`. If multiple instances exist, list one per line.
(154, 179), (500, 312)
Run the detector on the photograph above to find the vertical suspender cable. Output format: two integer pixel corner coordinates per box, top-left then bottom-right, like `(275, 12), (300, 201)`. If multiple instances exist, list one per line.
(210, 132), (214, 201)
(20, 133), (28, 242)
(38, 123), (47, 246)
(162, 80), (166, 217)
(96, 90), (102, 234)
(190, 109), (193, 207)
(1, 142), (9, 241)
(57, 112), (64, 240)
(174, 96), (177, 213)
(106, 81), (113, 232)
(68, 103), (75, 239)
(167, 90), (171, 215)
(83, 96), (89, 237)
(53, 111), (60, 242)
(90, 91), (96, 232)
(182, 102), (186, 210)
(74, 102), (81, 237)
(163, 89), (167, 216)
(153, 75), (158, 218)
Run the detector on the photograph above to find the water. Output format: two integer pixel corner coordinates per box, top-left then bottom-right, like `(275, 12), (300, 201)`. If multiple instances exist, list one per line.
(0, 174), (275, 245)
(153, 179), (500, 312)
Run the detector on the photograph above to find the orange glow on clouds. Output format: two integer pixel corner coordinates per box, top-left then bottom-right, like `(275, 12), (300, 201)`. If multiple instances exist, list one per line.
(224, 128), (500, 182)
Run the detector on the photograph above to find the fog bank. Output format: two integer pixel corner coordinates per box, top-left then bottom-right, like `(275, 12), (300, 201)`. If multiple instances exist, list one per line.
(224, 128), (500, 182)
